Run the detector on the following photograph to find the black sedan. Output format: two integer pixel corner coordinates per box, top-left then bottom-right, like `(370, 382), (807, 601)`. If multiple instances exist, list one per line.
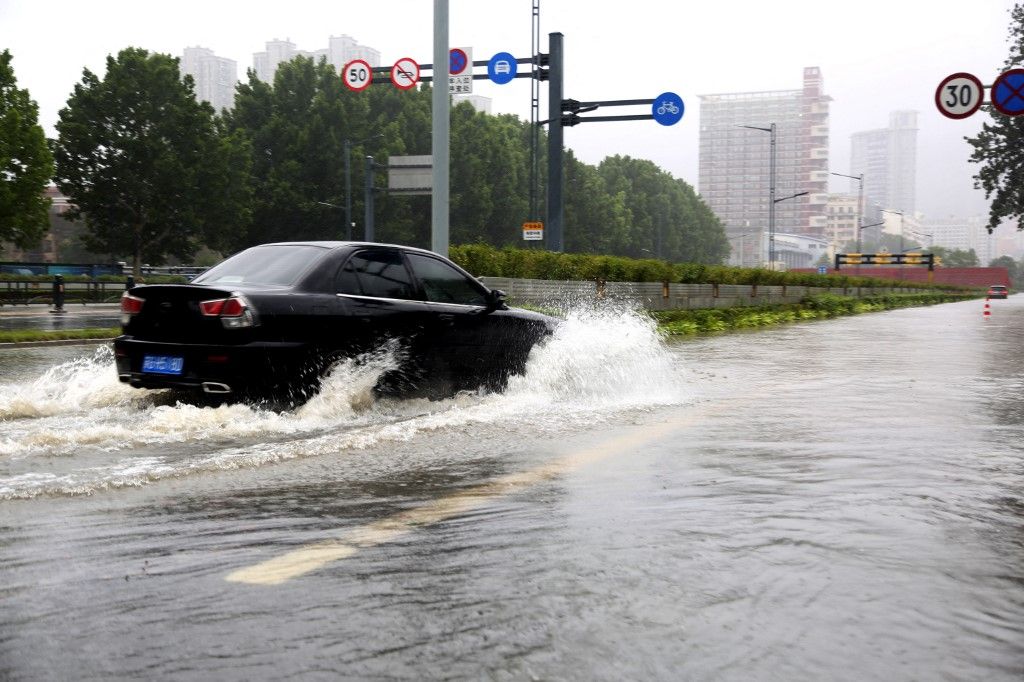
(114, 242), (555, 403)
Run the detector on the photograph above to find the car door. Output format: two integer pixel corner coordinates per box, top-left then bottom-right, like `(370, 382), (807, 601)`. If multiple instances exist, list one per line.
(403, 251), (505, 390)
(333, 248), (433, 392)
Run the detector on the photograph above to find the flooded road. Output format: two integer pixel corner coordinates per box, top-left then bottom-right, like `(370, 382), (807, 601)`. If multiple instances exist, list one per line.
(1, 298), (1022, 680)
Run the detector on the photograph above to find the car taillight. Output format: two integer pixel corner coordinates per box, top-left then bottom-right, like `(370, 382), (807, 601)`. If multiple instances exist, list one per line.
(199, 295), (257, 329)
(120, 292), (144, 324)
(121, 292), (144, 314)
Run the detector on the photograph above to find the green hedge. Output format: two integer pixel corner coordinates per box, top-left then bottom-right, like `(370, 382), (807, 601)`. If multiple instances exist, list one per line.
(652, 292), (974, 335)
(450, 244), (965, 291)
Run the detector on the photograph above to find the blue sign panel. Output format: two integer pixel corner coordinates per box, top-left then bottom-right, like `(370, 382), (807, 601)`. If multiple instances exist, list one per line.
(992, 68), (1024, 116)
(488, 52), (517, 85)
(652, 92), (684, 126)
(817, 265), (828, 275)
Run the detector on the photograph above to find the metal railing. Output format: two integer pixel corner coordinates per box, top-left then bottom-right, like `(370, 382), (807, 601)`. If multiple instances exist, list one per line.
(0, 279), (128, 306)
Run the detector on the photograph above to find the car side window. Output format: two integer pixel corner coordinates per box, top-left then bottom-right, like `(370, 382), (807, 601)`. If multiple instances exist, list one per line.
(337, 250), (415, 300)
(405, 253), (488, 306)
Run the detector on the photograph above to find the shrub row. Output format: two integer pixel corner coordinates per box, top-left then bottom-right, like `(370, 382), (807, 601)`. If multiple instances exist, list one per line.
(450, 244), (963, 290)
(651, 293), (973, 335)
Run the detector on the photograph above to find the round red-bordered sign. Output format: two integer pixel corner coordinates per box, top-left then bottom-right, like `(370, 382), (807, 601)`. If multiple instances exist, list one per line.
(449, 48), (469, 76)
(935, 72), (984, 119)
(342, 59), (373, 92)
(991, 68), (1024, 116)
(390, 57), (420, 90)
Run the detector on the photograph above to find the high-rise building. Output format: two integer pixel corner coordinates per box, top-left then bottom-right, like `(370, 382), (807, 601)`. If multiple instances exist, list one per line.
(180, 47), (237, 113)
(253, 35), (381, 84)
(925, 215), (994, 264)
(253, 38), (297, 83)
(699, 67), (831, 267)
(849, 110), (918, 216)
(327, 35), (381, 71)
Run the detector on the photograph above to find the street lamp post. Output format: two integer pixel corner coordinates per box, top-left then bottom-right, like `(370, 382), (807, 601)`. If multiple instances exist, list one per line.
(831, 171), (863, 254)
(345, 133), (384, 241)
(880, 208), (904, 252)
(738, 125), (810, 270)
(738, 124), (776, 267)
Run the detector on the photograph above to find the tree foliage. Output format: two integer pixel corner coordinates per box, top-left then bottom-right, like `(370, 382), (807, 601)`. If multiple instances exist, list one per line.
(0, 49), (54, 250)
(966, 2), (1024, 232)
(224, 56), (728, 263)
(44, 51), (725, 264)
(52, 48), (252, 275)
(930, 246), (980, 267)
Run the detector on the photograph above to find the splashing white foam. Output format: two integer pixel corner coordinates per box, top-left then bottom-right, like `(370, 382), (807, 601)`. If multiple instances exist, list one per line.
(0, 304), (690, 498)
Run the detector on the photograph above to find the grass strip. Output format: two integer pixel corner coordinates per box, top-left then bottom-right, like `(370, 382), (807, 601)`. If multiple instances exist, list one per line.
(652, 293), (976, 336)
(0, 327), (119, 344)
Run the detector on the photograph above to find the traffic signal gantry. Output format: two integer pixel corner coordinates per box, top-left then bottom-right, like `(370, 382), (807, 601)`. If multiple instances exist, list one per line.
(834, 252), (938, 280)
(340, 32), (684, 252)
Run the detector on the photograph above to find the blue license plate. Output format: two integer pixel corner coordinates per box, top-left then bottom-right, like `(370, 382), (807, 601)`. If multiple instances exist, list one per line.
(142, 355), (184, 375)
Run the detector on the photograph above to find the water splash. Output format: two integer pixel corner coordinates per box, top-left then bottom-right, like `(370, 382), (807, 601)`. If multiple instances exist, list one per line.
(0, 304), (689, 499)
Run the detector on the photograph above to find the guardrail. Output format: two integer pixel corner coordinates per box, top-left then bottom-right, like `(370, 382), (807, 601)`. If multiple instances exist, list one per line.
(0, 279), (129, 306)
(2, 276), (954, 310)
(479, 277), (928, 311)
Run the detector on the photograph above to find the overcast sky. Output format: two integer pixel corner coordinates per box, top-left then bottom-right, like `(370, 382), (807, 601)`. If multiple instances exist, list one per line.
(1, 0), (1019, 219)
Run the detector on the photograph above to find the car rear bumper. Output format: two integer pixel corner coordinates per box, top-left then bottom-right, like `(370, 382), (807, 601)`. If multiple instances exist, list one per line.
(113, 336), (316, 395)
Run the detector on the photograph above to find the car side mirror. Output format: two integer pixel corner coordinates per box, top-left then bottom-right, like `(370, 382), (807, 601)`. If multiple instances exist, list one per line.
(486, 288), (507, 311)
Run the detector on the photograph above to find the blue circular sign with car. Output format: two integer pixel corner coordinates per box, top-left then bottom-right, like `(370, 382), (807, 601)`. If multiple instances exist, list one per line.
(488, 52), (517, 85)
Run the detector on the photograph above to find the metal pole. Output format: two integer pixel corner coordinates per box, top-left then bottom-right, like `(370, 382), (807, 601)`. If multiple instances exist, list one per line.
(344, 139), (352, 241)
(431, 0), (450, 256)
(768, 123), (776, 269)
(546, 32), (564, 252)
(365, 155), (375, 242)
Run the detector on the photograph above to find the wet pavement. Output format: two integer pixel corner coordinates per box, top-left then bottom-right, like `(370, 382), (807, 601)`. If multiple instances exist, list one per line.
(0, 303), (121, 332)
(0, 298), (1022, 680)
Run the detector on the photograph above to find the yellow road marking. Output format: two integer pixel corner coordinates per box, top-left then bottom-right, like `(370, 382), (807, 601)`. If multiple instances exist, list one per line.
(226, 413), (699, 586)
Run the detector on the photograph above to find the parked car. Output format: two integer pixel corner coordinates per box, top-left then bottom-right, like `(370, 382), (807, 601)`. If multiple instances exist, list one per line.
(987, 285), (1009, 299)
(114, 242), (556, 404)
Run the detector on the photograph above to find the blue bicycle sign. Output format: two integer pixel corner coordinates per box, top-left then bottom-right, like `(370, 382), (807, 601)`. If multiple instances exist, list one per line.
(652, 92), (684, 126)
(657, 100), (680, 116)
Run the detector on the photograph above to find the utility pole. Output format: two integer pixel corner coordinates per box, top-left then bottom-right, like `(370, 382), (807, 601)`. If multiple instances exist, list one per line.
(545, 32), (564, 252)
(431, 0), (450, 256)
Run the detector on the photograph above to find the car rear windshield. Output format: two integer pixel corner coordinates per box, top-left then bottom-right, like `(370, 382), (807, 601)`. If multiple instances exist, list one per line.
(192, 244), (328, 287)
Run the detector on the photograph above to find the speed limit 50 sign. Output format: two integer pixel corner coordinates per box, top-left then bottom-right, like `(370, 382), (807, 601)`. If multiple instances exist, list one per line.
(343, 59), (373, 92)
(935, 72), (984, 119)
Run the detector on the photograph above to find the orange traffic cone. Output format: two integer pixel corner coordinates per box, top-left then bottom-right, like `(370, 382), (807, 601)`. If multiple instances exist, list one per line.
(983, 300), (991, 319)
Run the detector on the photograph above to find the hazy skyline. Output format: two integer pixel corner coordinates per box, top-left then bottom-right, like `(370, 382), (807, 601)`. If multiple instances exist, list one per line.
(1, 0), (1019, 220)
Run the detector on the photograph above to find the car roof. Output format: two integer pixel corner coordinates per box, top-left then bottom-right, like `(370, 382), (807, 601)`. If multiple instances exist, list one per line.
(256, 241), (443, 258)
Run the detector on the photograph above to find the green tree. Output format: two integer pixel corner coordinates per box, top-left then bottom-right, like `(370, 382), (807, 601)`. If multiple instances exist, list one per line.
(930, 245), (979, 267)
(594, 155), (728, 263)
(0, 49), (54, 251)
(989, 254), (1019, 287)
(52, 48), (251, 276)
(966, 2), (1024, 233)
(226, 56), (396, 249)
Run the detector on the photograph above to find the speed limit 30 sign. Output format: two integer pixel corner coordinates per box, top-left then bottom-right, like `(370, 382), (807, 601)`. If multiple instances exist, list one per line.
(343, 59), (373, 92)
(935, 72), (984, 119)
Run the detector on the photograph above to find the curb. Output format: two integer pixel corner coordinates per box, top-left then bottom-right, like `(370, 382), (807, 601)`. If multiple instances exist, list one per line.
(0, 338), (114, 349)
